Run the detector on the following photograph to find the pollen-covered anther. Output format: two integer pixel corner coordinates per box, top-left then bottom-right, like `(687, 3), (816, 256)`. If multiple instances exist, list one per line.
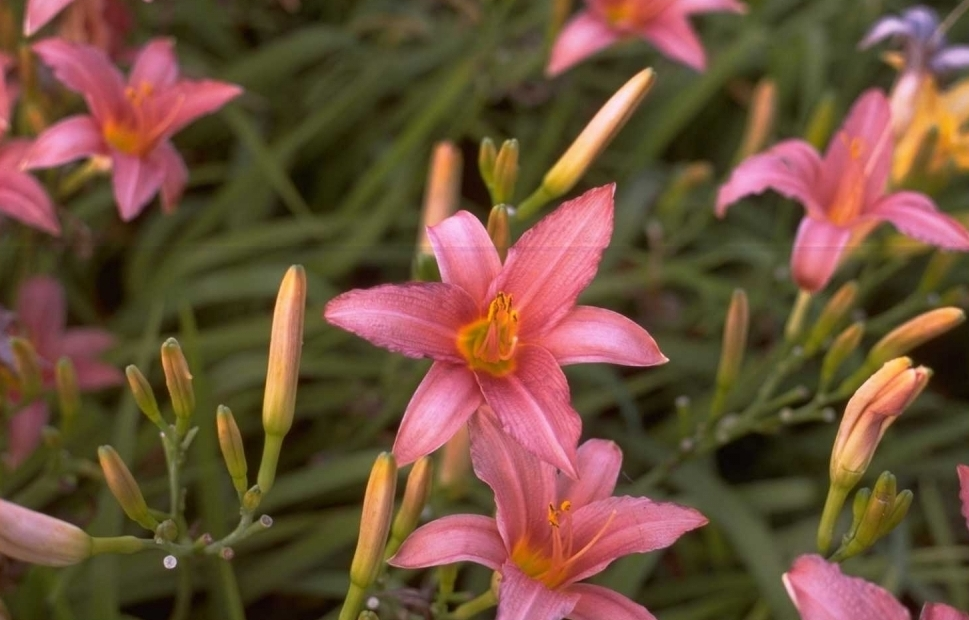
(456, 292), (520, 376)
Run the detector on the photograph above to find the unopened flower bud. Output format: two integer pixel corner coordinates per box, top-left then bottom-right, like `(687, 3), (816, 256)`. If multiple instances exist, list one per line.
(126, 365), (163, 427)
(438, 423), (471, 499)
(155, 519), (179, 542)
(715, 289), (749, 393)
(161, 339), (194, 437)
(492, 139), (519, 205)
(10, 337), (41, 401)
(487, 205), (510, 262)
(804, 281), (858, 356)
(258, 265), (306, 495)
(831, 472), (911, 561)
(55, 357), (80, 435)
(734, 78), (777, 162)
(0, 499), (92, 566)
(416, 141), (462, 257)
(98, 445), (159, 531)
(217, 405), (248, 497)
(386, 456), (432, 558)
(242, 486), (262, 512)
(478, 137), (497, 189)
(868, 307), (964, 366)
(820, 322), (864, 391)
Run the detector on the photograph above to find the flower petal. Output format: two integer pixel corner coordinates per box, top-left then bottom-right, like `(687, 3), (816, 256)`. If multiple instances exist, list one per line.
(542, 306), (667, 367)
(129, 38), (179, 89)
(958, 464), (969, 533)
(496, 562), (580, 620)
(155, 141), (188, 213)
(930, 47), (969, 74)
(23, 0), (76, 36)
(919, 603), (969, 620)
(5, 401), (49, 468)
(0, 168), (60, 235)
(859, 16), (912, 49)
(870, 192), (969, 250)
(388, 514), (505, 571)
(16, 276), (65, 358)
(393, 363), (482, 466)
(783, 554), (910, 620)
(557, 439), (622, 507)
(110, 151), (165, 221)
(427, 210), (501, 304)
(32, 39), (126, 122)
(567, 583), (657, 620)
(477, 345), (580, 478)
(790, 217), (853, 293)
(546, 11), (621, 77)
(563, 496), (708, 584)
(324, 282), (476, 362)
(637, 10), (706, 71)
(468, 407), (557, 550)
(157, 80), (242, 138)
(716, 140), (825, 219)
(497, 184), (614, 338)
(22, 115), (106, 170)
(821, 89), (893, 209)
(677, 0), (746, 14)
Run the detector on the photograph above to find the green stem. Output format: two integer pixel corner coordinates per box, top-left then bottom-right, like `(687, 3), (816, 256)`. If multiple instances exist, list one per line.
(451, 590), (497, 620)
(169, 563), (193, 620)
(818, 484), (850, 555)
(90, 536), (153, 556)
(515, 185), (556, 220)
(337, 583), (368, 620)
(257, 433), (285, 495)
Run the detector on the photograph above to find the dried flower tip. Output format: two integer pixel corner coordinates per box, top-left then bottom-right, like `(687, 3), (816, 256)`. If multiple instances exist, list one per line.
(98, 445), (159, 531)
(217, 405), (248, 497)
(0, 499), (92, 566)
(161, 339), (194, 436)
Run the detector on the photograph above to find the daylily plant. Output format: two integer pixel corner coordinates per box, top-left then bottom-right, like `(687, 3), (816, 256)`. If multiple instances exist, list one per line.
(716, 88), (969, 293)
(324, 184), (666, 477)
(547, 0), (745, 76)
(23, 38), (242, 221)
(389, 408), (707, 620)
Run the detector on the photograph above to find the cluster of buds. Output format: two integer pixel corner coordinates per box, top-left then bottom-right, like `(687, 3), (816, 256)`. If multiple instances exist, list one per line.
(830, 471), (913, 562)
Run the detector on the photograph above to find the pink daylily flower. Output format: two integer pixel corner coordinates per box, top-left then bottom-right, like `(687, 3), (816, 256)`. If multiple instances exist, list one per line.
(547, 0), (746, 76)
(324, 184), (666, 477)
(716, 89), (969, 293)
(390, 409), (707, 620)
(0, 139), (60, 235)
(4, 277), (123, 467)
(23, 38), (242, 221)
(784, 466), (969, 620)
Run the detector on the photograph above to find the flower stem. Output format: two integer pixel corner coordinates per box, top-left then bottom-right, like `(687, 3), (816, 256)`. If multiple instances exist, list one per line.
(451, 590), (497, 620)
(817, 484), (850, 555)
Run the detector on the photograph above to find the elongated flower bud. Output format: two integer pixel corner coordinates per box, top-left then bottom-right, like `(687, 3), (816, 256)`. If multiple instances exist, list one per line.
(868, 307), (964, 365)
(717, 290), (749, 391)
(487, 205), (510, 262)
(386, 456), (432, 558)
(820, 322), (864, 391)
(126, 365), (163, 427)
(478, 137), (497, 189)
(0, 499), (92, 566)
(217, 405), (248, 497)
(831, 472), (912, 561)
(10, 337), (41, 401)
(492, 139), (519, 205)
(258, 265), (307, 495)
(734, 78), (777, 162)
(416, 141), (462, 256)
(804, 281), (858, 356)
(55, 357), (80, 435)
(438, 423), (471, 498)
(98, 445), (159, 531)
(161, 339), (194, 437)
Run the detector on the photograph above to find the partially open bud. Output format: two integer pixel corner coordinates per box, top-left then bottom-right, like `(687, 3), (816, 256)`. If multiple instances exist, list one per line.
(868, 307), (964, 366)
(0, 499), (92, 566)
(804, 281), (858, 356)
(386, 456), (432, 558)
(98, 445), (159, 531)
(10, 337), (41, 401)
(55, 357), (80, 435)
(161, 339), (194, 437)
(217, 405), (248, 497)
(711, 289), (748, 420)
(126, 365), (163, 428)
(487, 205), (510, 262)
(258, 265), (307, 495)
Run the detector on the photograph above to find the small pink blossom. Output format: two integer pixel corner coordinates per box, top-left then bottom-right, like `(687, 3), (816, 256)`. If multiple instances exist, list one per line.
(23, 38), (242, 221)
(717, 89), (969, 293)
(324, 185), (666, 477)
(390, 409), (707, 620)
(4, 277), (123, 467)
(547, 0), (746, 76)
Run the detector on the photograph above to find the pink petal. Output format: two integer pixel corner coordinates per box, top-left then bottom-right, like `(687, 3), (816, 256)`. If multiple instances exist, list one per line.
(23, 0), (76, 36)
(129, 38), (179, 89)
(4, 401), (49, 468)
(32, 39), (126, 122)
(71, 361), (124, 391)
(0, 69), (10, 134)
(496, 184), (614, 338)
(392, 363), (482, 466)
(870, 192), (969, 250)
(541, 306), (667, 367)
(790, 217), (852, 293)
(563, 496), (708, 585)
(16, 276), (65, 359)
(468, 407), (557, 551)
(477, 345), (580, 478)
(324, 282), (476, 362)
(157, 80), (242, 138)
(557, 439), (622, 507)
(637, 11), (707, 71)
(678, 0), (746, 14)
(820, 89), (892, 209)
(59, 328), (115, 357)
(782, 554), (910, 620)
(716, 140), (825, 219)
(958, 464), (969, 533)
(22, 115), (106, 169)
(110, 151), (165, 221)
(155, 141), (188, 213)
(546, 11), (621, 77)
(568, 583), (657, 620)
(496, 562), (580, 620)
(0, 169), (60, 235)
(920, 604), (969, 620)
(427, 210), (501, 304)
(388, 514), (506, 571)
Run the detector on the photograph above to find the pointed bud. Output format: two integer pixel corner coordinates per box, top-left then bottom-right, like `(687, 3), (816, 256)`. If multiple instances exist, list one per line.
(831, 472), (910, 561)
(478, 137), (497, 189)
(438, 423), (471, 499)
(868, 307), (964, 366)
(882, 488), (913, 536)
(716, 289), (749, 391)
(97, 446), (159, 531)
(161, 339), (194, 437)
(10, 337), (41, 401)
(416, 141), (462, 257)
(820, 322), (865, 392)
(258, 265), (306, 495)
(126, 365), (163, 428)
(55, 357), (80, 435)
(804, 281), (858, 356)
(350, 453), (397, 589)
(386, 456), (433, 558)
(217, 405), (248, 497)
(487, 205), (510, 262)
(0, 499), (92, 566)
(734, 78), (777, 162)
(492, 139), (519, 205)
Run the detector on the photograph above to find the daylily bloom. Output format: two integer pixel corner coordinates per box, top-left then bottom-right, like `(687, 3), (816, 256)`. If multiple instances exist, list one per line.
(390, 409), (707, 620)
(24, 0), (142, 38)
(0, 139), (60, 235)
(716, 89), (969, 293)
(23, 38), (242, 221)
(547, 0), (746, 76)
(893, 76), (969, 182)
(4, 277), (122, 467)
(324, 184), (666, 476)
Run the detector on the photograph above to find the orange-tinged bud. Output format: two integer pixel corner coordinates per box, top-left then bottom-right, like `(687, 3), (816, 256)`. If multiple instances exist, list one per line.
(97, 445), (159, 531)
(711, 289), (748, 420)
(0, 499), (92, 566)
(868, 307), (965, 366)
(217, 405), (248, 497)
(386, 456), (433, 558)
(126, 365), (163, 427)
(55, 357), (80, 434)
(350, 452), (397, 588)
(804, 281), (858, 356)
(820, 321), (864, 391)
(161, 338), (194, 437)
(438, 423), (471, 498)
(487, 205), (510, 262)
(734, 78), (777, 162)
(416, 141), (462, 256)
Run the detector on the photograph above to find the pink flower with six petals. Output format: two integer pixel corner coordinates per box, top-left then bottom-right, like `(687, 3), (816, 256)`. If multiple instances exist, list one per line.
(716, 89), (969, 293)
(390, 409), (708, 620)
(23, 38), (242, 221)
(324, 184), (666, 477)
(547, 0), (746, 76)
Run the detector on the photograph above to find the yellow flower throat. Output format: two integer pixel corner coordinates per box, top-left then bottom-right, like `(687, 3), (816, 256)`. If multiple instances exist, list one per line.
(456, 292), (519, 377)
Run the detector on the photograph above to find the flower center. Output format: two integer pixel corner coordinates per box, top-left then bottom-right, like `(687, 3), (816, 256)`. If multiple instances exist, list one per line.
(455, 292), (519, 377)
(598, 0), (675, 28)
(103, 83), (155, 156)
